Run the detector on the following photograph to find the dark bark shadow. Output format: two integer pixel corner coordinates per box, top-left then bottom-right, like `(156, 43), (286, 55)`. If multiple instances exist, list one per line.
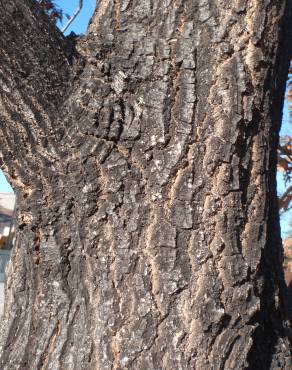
(246, 255), (292, 370)
(246, 4), (292, 367)
(287, 280), (292, 318)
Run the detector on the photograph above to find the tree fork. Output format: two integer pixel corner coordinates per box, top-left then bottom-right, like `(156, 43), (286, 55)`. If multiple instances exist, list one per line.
(0, 0), (292, 369)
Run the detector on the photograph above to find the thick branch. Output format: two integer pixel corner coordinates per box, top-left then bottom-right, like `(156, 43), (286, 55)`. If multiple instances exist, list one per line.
(0, 0), (79, 191)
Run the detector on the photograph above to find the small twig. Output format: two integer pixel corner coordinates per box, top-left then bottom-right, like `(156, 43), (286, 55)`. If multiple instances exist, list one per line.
(279, 185), (292, 212)
(62, 0), (83, 33)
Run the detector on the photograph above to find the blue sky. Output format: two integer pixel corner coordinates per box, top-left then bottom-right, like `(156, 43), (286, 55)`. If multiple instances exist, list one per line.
(57, 0), (96, 35)
(0, 1), (291, 236)
(0, 172), (12, 193)
(277, 77), (292, 237)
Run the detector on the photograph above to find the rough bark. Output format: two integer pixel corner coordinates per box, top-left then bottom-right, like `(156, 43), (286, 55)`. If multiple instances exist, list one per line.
(0, 0), (292, 369)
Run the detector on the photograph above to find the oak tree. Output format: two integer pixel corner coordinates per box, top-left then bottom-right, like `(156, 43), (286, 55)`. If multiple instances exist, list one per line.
(0, 0), (292, 369)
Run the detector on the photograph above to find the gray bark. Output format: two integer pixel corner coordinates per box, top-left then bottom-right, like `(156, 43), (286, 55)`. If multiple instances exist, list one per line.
(0, 0), (292, 369)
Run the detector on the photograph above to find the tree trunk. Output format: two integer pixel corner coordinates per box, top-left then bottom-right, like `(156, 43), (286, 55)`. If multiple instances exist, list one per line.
(0, 0), (292, 368)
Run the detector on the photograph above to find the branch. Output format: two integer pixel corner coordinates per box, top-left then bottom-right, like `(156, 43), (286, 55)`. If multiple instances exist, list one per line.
(279, 185), (292, 212)
(0, 0), (79, 192)
(62, 0), (83, 33)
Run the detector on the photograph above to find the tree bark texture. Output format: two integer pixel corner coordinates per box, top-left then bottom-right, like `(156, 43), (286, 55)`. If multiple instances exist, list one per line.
(0, 0), (292, 369)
